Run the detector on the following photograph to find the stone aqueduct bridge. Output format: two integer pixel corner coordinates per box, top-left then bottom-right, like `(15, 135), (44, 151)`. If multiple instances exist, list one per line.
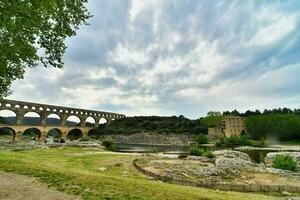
(0, 99), (125, 142)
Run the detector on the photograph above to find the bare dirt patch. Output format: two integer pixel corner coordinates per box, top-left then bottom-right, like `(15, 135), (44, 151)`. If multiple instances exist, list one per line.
(0, 171), (80, 200)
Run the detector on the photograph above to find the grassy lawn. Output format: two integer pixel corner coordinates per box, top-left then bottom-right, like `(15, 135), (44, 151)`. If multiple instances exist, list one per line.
(0, 147), (284, 200)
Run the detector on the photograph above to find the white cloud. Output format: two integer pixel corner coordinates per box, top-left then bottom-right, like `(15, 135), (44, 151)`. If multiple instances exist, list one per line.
(108, 43), (150, 67)
(247, 7), (297, 46)
(7, 0), (300, 118)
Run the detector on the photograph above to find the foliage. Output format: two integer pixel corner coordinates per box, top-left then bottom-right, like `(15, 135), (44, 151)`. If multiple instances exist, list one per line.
(272, 155), (297, 172)
(203, 149), (216, 158)
(189, 146), (215, 158)
(216, 135), (250, 148)
(245, 114), (300, 141)
(101, 138), (116, 151)
(0, 117), (7, 124)
(189, 146), (205, 156)
(151, 146), (158, 153)
(223, 107), (300, 117)
(93, 116), (206, 136)
(199, 116), (223, 128)
(249, 138), (268, 147)
(0, 0), (91, 98)
(195, 133), (209, 144)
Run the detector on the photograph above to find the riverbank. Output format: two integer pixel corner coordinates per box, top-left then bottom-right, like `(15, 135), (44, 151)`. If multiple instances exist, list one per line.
(98, 132), (195, 145)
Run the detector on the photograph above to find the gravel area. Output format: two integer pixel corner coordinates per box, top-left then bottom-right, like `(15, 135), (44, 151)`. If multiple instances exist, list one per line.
(0, 171), (80, 200)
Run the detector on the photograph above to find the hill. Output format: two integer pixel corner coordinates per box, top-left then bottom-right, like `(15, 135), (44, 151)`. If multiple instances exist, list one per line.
(94, 116), (206, 135)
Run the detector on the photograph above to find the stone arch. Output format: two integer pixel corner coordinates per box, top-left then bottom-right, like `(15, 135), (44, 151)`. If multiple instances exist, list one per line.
(67, 128), (83, 140)
(47, 128), (62, 141)
(23, 111), (41, 125)
(87, 128), (98, 139)
(5, 103), (12, 108)
(99, 118), (107, 124)
(46, 113), (61, 126)
(0, 109), (17, 124)
(66, 115), (81, 127)
(22, 128), (41, 141)
(0, 127), (16, 142)
(85, 116), (96, 127)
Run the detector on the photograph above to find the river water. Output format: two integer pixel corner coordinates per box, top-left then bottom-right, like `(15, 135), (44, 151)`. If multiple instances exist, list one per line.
(115, 143), (300, 163)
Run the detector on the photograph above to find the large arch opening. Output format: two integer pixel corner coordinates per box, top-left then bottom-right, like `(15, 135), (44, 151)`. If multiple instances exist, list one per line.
(47, 128), (62, 143)
(46, 114), (61, 126)
(67, 129), (83, 141)
(23, 112), (41, 126)
(0, 110), (17, 124)
(22, 128), (41, 141)
(87, 129), (98, 139)
(85, 117), (95, 127)
(99, 118), (107, 124)
(0, 127), (16, 142)
(66, 116), (81, 127)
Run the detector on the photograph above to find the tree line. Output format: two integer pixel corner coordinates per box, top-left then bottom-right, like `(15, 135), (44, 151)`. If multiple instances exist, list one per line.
(93, 116), (207, 136)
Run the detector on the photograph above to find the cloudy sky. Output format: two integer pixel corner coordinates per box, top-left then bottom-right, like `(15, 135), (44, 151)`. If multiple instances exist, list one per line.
(9, 0), (300, 119)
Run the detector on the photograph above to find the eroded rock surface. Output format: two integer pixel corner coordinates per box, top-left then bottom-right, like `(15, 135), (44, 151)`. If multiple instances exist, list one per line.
(214, 150), (251, 161)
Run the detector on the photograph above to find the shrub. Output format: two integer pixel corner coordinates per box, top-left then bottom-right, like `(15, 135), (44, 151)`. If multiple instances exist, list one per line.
(249, 138), (268, 147)
(102, 138), (116, 151)
(195, 134), (209, 144)
(215, 135), (250, 148)
(189, 146), (205, 156)
(272, 155), (297, 172)
(151, 146), (158, 153)
(189, 146), (215, 158)
(203, 150), (215, 158)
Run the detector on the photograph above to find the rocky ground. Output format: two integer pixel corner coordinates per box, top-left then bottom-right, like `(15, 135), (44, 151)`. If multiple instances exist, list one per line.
(137, 150), (300, 187)
(0, 140), (103, 151)
(0, 171), (80, 200)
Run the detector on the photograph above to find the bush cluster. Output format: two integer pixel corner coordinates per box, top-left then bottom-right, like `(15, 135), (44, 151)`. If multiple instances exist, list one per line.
(216, 135), (250, 148)
(272, 155), (297, 172)
(102, 138), (116, 151)
(195, 134), (209, 144)
(189, 146), (215, 158)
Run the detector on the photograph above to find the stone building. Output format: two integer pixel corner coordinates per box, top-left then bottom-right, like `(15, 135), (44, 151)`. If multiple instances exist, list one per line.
(207, 127), (223, 140)
(208, 116), (245, 139)
(222, 116), (246, 137)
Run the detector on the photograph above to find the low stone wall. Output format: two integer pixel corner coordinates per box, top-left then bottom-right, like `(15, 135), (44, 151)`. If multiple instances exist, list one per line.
(133, 159), (300, 193)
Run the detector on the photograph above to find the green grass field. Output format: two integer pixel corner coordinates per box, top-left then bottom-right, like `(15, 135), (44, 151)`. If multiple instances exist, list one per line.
(0, 147), (284, 200)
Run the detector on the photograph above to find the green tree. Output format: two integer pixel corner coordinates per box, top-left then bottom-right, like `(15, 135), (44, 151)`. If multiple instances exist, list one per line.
(102, 138), (116, 151)
(0, 0), (91, 98)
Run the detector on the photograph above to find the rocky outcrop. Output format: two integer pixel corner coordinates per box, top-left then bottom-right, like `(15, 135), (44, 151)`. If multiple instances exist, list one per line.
(215, 157), (254, 172)
(213, 150), (254, 176)
(265, 152), (300, 167)
(214, 150), (251, 161)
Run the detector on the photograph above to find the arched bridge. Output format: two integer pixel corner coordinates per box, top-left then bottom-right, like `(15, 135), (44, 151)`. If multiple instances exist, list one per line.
(0, 99), (125, 142)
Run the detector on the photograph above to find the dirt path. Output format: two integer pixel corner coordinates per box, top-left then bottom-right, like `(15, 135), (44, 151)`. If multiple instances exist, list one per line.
(0, 171), (80, 200)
